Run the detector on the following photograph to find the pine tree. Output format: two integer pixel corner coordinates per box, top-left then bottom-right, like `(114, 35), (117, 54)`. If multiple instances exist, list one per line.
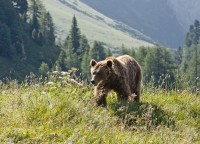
(40, 11), (55, 44)
(89, 41), (106, 61)
(29, 0), (42, 33)
(81, 48), (90, 80)
(70, 15), (80, 53)
(78, 35), (89, 62)
(65, 37), (79, 70)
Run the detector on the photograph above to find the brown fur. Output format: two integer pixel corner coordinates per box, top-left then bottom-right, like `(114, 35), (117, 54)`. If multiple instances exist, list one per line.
(90, 55), (142, 106)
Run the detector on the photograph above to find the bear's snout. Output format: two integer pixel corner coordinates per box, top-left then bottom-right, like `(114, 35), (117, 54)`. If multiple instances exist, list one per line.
(91, 80), (95, 85)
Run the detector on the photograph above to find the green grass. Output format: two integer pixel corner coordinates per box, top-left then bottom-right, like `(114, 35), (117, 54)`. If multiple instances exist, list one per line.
(43, 0), (154, 49)
(0, 74), (199, 143)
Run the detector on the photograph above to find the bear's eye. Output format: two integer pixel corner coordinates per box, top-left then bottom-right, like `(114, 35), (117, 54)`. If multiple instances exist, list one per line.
(93, 71), (97, 75)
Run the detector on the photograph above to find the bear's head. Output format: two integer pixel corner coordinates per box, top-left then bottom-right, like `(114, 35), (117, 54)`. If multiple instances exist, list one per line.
(90, 59), (113, 86)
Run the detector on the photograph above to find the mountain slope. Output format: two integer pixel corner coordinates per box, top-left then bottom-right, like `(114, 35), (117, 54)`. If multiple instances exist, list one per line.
(168, 0), (200, 31)
(81, 0), (188, 48)
(43, 0), (154, 49)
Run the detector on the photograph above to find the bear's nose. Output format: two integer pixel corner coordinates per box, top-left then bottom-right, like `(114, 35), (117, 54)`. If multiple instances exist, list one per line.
(91, 80), (95, 85)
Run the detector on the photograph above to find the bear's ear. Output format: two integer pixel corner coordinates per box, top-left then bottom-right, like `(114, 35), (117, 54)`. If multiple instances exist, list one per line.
(90, 59), (97, 67)
(107, 60), (112, 68)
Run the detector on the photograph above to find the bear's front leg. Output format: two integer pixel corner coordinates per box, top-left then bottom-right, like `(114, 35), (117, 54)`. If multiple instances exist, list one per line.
(96, 94), (107, 106)
(94, 86), (108, 106)
(115, 84), (131, 102)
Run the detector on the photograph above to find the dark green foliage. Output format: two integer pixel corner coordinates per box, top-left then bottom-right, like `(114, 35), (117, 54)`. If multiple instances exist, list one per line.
(81, 49), (90, 80)
(11, 0), (28, 17)
(65, 37), (79, 70)
(142, 46), (176, 87)
(0, 0), (24, 50)
(181, 20), (200, 91)
(29, 0), (55, 46)
(40, 12), (55, 44)
(0, 0), (24, 58)
(31, 29), (37, 40)
(39, 62), (49, 76)
(119, 44), (135, 58)
(58, 16), (111, 81)
(136, 46), (148, 66)
(118, 45), (176, 88)
(185, 20), (200, 47)
(0, 23), (11, 57)
(37, 31), (44, 46)
(57, 16), (89, 75)
(80, 41), (108, 80)
(55, 50), (67, 71)
(0, 0), (59, 80)
(29, 0), (41, 33)
(89, 41), (106, 61)
(0, 0), (18, 26)
(174, 46), (182, 65)
(78, 35), (89, 61)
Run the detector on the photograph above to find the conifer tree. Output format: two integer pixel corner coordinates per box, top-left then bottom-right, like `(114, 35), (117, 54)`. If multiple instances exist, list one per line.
(29, 0), (42, 35)
(81, 48), (90, 80)
(89, 41), (106, 61)
(78, 35), (89, 61)
(40, 11), (55, 44)
(65, 37), (79, 70)
(70, 15), (81, 53)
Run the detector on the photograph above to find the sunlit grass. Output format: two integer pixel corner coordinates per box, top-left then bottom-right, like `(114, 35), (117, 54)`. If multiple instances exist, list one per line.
(0, 74), (199, 143)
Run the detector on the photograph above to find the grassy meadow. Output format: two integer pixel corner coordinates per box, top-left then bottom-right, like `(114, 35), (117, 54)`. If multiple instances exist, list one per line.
(0, 72), (199, 143)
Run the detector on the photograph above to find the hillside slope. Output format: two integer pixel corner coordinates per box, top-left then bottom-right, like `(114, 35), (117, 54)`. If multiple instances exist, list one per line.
(81, 0), (200, 48)
(43, 0), (154, 49)
(168, 0), (200, 31)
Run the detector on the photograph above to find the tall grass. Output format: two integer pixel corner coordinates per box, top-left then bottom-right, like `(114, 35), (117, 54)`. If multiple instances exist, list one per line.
(0, 72), (199, 143)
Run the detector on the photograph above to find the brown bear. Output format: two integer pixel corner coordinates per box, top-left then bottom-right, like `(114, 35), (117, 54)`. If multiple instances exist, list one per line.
(90, 55), (142, 106)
